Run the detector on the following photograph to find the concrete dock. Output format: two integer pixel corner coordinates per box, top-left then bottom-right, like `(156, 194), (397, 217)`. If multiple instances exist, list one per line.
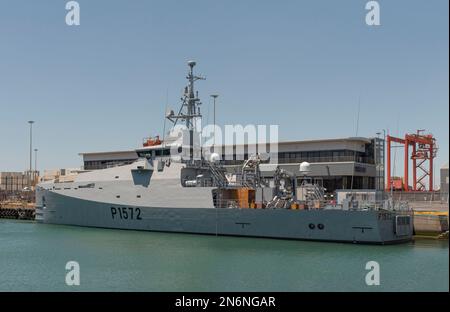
(409, 200), (449, 238)
(413, 211), (449, 239)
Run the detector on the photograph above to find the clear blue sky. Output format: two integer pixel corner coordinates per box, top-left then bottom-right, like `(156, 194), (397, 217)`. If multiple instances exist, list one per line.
(0, 0), (448, 185)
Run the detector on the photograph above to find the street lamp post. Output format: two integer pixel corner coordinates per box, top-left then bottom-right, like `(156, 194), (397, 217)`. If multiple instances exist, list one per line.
(210, 95), (219, 147)
(34, 148), (38, 186)
(28, 121), (34, 189)
(382, 129), (386, 194)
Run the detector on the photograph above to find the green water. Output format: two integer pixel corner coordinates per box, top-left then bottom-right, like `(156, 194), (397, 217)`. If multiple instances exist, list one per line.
(0, 220), (448, 292)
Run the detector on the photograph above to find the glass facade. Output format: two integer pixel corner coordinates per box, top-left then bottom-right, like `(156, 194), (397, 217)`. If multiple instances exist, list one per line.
(220, 149), (375, 166)
(84, 159), (136, 170)
(326, 176), (374, 192)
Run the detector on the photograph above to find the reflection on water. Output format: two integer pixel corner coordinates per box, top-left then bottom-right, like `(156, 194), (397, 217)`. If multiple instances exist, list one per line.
(410, 238), (449, 250)
(0, 220), (448, 292)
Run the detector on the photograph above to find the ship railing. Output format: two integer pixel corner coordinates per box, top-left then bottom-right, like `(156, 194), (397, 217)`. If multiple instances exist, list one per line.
(205, 162), (228, 187)
(346, 200), (411, 212)
(212, 199), (412, 211)
(233, 173), (256, 188)
(214, 199), (330, 210)
(214, 199), (241, 209)
(298, 200), (411, 212)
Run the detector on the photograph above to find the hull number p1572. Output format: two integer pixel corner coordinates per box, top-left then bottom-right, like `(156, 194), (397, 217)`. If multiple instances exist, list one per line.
(110, 207), (142, 220)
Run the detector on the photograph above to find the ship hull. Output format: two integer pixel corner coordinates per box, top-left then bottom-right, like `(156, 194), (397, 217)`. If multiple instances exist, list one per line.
(36, 189), (413, 245)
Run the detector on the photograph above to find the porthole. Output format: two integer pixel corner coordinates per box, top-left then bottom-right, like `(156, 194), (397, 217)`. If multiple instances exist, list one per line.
(318, 224), (325, 230)
(309, 223), (315, 230)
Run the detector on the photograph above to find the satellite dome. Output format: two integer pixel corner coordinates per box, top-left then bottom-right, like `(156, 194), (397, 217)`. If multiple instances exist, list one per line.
(299, 162), (311, 175)
(210, 153), (220, 163)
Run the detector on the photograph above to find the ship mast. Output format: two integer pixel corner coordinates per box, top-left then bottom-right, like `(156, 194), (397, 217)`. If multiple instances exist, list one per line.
(166, 61), (205, 131)
(186, 61), (204, 130)
(166, 61), (205, 160)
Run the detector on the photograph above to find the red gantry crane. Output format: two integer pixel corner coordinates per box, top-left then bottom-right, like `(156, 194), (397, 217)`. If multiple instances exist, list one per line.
(386, 130), (438, 192)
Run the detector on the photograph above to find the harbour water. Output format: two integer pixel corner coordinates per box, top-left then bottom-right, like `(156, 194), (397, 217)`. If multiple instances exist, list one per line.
(0, 219), (448, 292)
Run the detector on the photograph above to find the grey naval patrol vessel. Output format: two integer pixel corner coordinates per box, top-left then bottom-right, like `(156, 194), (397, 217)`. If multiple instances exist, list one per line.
(36, 61), (413, 244)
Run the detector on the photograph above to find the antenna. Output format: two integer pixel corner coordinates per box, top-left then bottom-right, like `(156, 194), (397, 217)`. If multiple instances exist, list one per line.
(392, 116), (400, 198)
(162, 88), (169, 147)
(350, 96), (362, 193)
(210, 94), (219, 147)
(355, 96), (361, 137)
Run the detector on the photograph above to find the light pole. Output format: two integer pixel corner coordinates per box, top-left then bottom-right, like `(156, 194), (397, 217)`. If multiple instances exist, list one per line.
(382, 129), (386, 194)
(28, 121), (34, 188)
(34, 148), (38, 185)
(210, 95), (219, 147)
